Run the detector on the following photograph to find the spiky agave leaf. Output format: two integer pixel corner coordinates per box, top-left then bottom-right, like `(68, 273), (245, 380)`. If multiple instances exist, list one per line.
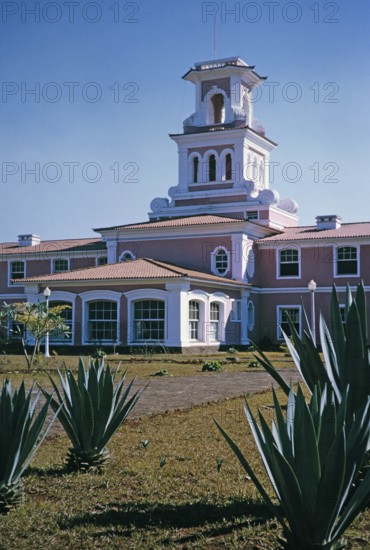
(41, 357), (144, 472)
(0, 480), (23, 514)
(0, 379), (56, 513)
(216, 385), (370, 550)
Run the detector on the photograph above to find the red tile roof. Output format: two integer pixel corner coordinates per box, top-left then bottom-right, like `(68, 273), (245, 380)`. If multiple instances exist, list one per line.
(21, 258), (247, 286)
(257, 222), (370, 243)
(0, 238), (106, 256)
(94, 214), (243, 232)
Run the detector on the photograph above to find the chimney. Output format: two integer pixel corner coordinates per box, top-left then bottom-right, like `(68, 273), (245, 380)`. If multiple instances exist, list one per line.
(17, 234), (41, 246)
(315, 215), (342, 231)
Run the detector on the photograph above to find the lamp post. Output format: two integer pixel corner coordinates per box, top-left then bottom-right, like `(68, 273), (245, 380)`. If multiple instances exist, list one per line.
(43, 287), (51, 357)
(308, 279), (317, 345)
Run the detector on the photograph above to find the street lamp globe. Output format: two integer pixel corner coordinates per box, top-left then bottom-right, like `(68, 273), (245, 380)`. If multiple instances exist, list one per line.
(308, 279), (317, 292)
(43, 287), (51, 298)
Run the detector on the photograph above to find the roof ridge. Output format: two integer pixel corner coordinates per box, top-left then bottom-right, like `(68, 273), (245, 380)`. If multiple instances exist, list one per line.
(143, 258), (188, 276)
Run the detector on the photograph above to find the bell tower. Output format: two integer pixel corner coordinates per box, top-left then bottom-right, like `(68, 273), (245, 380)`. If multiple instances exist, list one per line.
(149, 57), (298, 229)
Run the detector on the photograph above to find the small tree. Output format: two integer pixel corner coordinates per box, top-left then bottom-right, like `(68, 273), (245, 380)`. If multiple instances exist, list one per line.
(0, 302), (70, 369)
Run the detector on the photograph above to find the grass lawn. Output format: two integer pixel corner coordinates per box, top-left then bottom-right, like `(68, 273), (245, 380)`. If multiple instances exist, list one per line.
(0, 388), (369, 549)
(0, 350), (294, 387)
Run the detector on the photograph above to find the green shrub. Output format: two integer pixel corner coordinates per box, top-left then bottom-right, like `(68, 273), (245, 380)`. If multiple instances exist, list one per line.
(217, 385), (370, 549)
(0, 380), (56, 513)
(42, 357), (143, 472)
(202, 361), (223, 372)
(153, 369), (169, 377)
(93, 348), (106, 359)
(254, 283), (370, 428)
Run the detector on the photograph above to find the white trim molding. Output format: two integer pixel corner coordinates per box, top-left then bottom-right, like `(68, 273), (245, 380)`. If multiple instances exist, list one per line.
(276, 304), (302, 340)
(276, 245), (301, 280)
(80, 290), (121, 345)
(334, 244), (360, 278)
(8, 259), (26, 287)
(119, 249), (136, 262)
(211, 245), (231, 277)
(125, 288), (168, 346)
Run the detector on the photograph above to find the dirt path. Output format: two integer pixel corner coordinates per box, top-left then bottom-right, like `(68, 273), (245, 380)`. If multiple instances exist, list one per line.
(44, 369), (301, 437)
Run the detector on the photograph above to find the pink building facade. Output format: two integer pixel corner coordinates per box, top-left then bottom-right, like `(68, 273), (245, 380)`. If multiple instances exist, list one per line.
(1, 57), (369, 351)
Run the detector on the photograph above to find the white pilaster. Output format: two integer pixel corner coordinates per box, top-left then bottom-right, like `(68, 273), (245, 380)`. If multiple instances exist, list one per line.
(106, 240), (117, 264)
(231, 234), (251, 281)
(165, 282), (191, 347)
(240, 290), (250, 345)
(178, 148), (189, 190)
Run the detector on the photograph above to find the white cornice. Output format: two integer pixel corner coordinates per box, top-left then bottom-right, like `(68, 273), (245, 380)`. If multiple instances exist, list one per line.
(257, 236), (370, 249)
(251, 285), (369, 294)
(170, 128), (276, 152)
(99, 220), (275, 241)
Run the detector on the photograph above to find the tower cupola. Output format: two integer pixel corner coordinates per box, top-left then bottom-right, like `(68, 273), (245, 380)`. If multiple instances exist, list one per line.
(148, 56), (299, 230)
(182, 56), (266, 133)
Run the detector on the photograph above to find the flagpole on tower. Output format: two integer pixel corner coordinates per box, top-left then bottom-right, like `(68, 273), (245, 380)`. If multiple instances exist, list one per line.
(213, 14), (216, 59)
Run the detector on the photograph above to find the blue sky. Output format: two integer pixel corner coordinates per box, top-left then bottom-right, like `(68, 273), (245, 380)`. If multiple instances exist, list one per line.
(1, 0), (369, 241)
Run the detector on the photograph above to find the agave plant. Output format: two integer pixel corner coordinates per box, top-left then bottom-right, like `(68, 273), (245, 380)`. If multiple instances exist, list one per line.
(255, 282), (370, 422)
(216, 385), (370, 550)
(42, 357), (143, 472)
(0, 380), (55, 513)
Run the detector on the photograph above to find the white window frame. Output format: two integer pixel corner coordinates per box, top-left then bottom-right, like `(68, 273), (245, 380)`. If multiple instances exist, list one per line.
(186, 290), (208, 345)
(80, 290), (121, 345)
(40, 291), (76, 345)
(125, 289), (168, 345)
(51, 258), (70, 273)
(220, 148), (234, 182)
(131, 299), (166, 343)
(48, 300), (74, 345)
(8, 260), (26, 286)
(119, 250), (136, 262)
(276, 246), (301, 279)
(208, 295), (227, 343)
(188, 300), (201, 341)
(205, 88), (228, 125)
(277, 305), (302, 340)
(211, 246), (230, 277)
(188, 152), (202, 184)
(202, 149), (220, 183)
(334, 245), (360, 278)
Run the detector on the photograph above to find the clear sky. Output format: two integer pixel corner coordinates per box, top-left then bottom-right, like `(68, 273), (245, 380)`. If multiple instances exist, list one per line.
(1, 0), (369, 242)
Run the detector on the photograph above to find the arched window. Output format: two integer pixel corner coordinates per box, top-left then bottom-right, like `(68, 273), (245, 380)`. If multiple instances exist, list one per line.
(193, 157), (199, 183)
(119, 250), (135, 262)
(209, 302), (220, 340)
(87, 301), (117, 342)
(133, 300), (165, 342)
(212, 247), (229, 276)
(211, 93), (225, 124)
(209, 154), (216, 182)
(225, 153), (232, 180)
(49, 300), (72, 343)
(189, 300), (200, 340)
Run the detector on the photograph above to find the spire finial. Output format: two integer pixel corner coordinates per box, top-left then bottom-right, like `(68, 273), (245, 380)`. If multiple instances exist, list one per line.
(213, 14), (216, 59)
